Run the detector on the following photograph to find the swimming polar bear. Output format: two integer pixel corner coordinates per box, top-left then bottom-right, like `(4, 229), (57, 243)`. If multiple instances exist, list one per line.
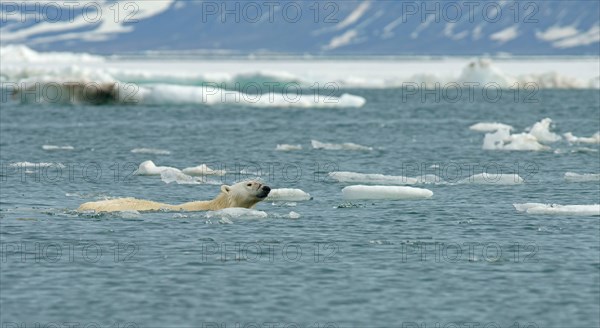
(77, 180), (271, 213)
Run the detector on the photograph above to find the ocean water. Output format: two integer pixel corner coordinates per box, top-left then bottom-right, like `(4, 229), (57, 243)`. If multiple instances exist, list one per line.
(0, 87), (599, 328)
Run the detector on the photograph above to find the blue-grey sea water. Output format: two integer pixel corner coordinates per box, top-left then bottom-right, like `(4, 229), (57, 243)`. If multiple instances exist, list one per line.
(1, 88), (599, 328)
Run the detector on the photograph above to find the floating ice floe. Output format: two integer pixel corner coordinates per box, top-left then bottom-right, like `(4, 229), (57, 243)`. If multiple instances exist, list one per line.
(160, 170), (220, 185)
(205, 208), (268, 219)
(564, 172), (600, 182)
(131, 148), (171, 155)
(329, 171), (442, 185)
(469, 122), (514, 132)
(204, 208), (300, 220)
(138, 84), (366, 108)
(563, 132), (600, 144)
(3, 49), (598, 92)
(513, 203), (600, 216)
(266, 189), (312, 201)
(135, 160), (181, 176)
(528, 118), (562, 143)
(342, 185), (433, 200)
(478, 118), (560, 151)
(286, 211), (301, 219)
(311, 140), (373, 151)
(458, 173), (524, 185)
(483, 129), (550, 151)
(182, 164), (226, 176)
(276, 144), (303, 151)
(42, 145), (74, 151)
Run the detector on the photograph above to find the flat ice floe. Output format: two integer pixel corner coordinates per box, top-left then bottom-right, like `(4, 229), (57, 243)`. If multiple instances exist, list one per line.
(137, 84), (366, 108)
(311, 140), (373, 151)
(266, 189), (312, 201)
(329, 171), (442, 185)
(458, 173), (524, 185)
(204, 208), (300, 221)
(135, 160), (224, 183)
(42, 145), (74, 151)
(276, 144), (303, 151)
(182, 164), (226, 176)
(514, 203), (600, 216)
(469, 122), (514, 132)
(131, 148), (171, 155)
(563, 132), (600, 144)
(564, 172), (600, 182)
(205, 208), (268, 220)
(342, 185), (433, 200)
(135, 160), (181, 176)
(4, 47), (598, 90)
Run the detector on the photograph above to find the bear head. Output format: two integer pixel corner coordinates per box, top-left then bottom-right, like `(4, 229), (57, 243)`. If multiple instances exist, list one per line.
(220, 180), (271, 208)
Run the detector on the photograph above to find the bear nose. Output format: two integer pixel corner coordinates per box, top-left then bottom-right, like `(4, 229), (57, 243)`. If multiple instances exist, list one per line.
(262, 186), (271, 193)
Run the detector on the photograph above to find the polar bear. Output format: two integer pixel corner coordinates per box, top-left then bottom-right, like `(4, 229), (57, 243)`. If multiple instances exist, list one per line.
(77, 180), (271, 213)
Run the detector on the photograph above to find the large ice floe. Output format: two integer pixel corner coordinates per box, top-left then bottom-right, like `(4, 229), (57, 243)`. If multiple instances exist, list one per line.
(514, 203), (600, 216)
(564, 172), (600, 182)
(469, 123), (514, 132)
(563, 132), (600, 144)
(458, 173), (524, 185)
(342, 185), (433, 200)
(7, 46), (597, 109)
(135, 160), (181, 176)
(475, 118), (560, 151)
(265, 189), (312, 202)
(4, 46), (598, 90)
(474, 118), (599, 152)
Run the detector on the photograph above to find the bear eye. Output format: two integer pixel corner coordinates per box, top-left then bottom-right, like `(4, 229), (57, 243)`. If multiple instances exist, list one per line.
(247, 183), (252, 187)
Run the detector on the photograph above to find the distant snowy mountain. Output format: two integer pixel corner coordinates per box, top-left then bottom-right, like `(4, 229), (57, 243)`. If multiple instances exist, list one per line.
(1, 0), (599, 55)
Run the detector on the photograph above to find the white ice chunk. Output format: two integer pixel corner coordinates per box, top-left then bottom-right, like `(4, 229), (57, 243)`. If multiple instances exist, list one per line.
(276, 144), (303, 151)
(563, 132), (600, 144)
(266, 189), (312, 201)
(564, 172), (600, 182)
(459, 173), (524, 185)
(470, 122), (514, 132)
(342, 185), (433, 200)
(42, 145), (74, 151)
(205, 208), (268, 219)
(182, 164), (226, 176)
(483, 128), (549, 151)
(311, 140), (373, 151)
(135, 160), (181, 176)
(514, 203), (600, 216)
(528, 118), (561, 143)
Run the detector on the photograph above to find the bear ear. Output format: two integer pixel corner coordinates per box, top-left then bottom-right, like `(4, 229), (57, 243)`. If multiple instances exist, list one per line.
(221, 185), (231, 194)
